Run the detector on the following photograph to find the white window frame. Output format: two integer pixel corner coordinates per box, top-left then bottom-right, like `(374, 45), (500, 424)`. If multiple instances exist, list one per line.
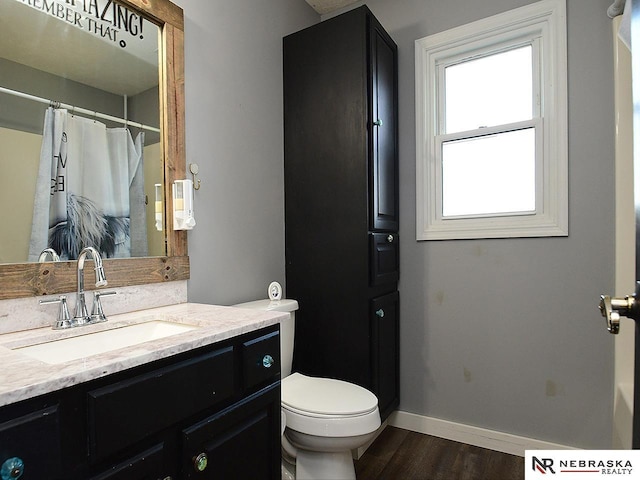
(415, 0), (568, 240)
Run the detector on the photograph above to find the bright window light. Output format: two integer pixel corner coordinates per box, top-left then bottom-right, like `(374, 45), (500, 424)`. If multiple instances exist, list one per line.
(444, 46), (533, 134)
(441, 128), (536, 217)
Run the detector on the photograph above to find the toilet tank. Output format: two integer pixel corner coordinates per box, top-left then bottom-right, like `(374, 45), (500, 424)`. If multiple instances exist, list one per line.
(233, 298), (299, 377)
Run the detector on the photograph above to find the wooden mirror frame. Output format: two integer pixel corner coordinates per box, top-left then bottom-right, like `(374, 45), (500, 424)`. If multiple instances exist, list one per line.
(0, 0), (189, 300)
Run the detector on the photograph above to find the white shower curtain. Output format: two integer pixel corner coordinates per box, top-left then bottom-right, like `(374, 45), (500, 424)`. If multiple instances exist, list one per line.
(28, 107), (147, 261)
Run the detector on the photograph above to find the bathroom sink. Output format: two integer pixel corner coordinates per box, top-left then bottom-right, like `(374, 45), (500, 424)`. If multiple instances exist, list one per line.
(13, 321), (198, 365)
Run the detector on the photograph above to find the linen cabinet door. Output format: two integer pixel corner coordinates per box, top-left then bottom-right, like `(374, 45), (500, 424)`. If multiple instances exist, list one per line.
(370, 23), (398, 232)
(370, 232), (399, 286)
(371, 291), (399, 421)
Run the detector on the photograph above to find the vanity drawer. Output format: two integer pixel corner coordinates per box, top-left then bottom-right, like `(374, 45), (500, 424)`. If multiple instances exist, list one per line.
(88, 346), (234, 460)
(242, 330), (280, 391)
(88, 443), (165, 480)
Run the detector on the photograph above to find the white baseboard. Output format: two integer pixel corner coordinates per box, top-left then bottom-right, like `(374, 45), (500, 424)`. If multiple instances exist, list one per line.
(388, 410), (576, 457)
(613, 383), (634, 449)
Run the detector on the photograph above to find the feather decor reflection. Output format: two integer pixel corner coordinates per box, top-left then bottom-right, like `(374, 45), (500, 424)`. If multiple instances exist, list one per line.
(49, 194), (130, 260)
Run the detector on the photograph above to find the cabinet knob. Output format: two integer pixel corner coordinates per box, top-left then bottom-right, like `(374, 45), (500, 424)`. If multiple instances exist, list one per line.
(262, 354), (274, 368)
(387, 234), (394, 243)
(1, 458), (24, 480)
(375, 309), (385, 318)
(373, 119), (383, 127)
(193, 453), (208, 472)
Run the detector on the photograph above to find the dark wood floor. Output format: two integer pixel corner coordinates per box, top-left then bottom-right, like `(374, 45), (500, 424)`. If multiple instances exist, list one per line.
(354, 426), (524, 480)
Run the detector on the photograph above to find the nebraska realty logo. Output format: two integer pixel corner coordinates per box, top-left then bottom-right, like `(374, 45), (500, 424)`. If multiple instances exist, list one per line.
(525, 451), (639, 479)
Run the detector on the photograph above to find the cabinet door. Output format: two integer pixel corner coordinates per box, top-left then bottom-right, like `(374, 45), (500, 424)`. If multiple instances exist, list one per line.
(182, 383), (281, 479)
(370, 232), (399, 286)
(370, 24), (398, 232)
(0, 405), (61, 479)
(371, 291), (399, 421)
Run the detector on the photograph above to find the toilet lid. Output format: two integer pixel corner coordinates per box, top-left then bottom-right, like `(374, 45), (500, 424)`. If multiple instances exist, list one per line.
(282, 373), (378, 416)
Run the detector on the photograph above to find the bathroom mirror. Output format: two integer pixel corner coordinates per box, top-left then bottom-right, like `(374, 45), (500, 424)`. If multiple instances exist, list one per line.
(0, 0), (164, 264)
(0, 0), (188, 300)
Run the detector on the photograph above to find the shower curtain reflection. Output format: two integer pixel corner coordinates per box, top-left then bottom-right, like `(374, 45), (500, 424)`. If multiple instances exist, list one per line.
(28, 107), (147, 261)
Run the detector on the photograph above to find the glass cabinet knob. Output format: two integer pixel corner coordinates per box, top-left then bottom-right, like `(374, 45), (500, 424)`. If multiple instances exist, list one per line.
(1, 457), (24, 480)
(193, 452), (208, 472)
(263, 354), (274, 368)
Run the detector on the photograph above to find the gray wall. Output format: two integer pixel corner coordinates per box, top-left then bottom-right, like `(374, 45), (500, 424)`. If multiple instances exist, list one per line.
(178, 0), (616, 449)
(174, 0), (318, 305)
(0, 58), (160, 144)
(347, 0), (616, 448)
(0, 58), (124, 134)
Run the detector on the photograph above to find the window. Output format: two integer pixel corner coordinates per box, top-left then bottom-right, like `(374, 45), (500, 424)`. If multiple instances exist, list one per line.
(415, 0), (567, 240)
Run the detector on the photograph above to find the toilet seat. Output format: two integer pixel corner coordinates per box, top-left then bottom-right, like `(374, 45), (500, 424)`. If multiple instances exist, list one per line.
(282, 373), (378, 415)
(281, 373), (380, 437)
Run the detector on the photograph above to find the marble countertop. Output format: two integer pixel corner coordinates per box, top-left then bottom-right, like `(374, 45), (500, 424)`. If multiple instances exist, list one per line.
(0, 302), (286, 407)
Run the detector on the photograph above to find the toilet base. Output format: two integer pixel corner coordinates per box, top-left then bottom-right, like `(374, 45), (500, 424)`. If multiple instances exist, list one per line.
(295, 450), (356, 480)
(282, 456), (296, 480)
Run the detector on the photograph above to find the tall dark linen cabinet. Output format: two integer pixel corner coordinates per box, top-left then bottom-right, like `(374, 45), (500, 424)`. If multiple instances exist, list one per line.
(283, 6), (399, 421)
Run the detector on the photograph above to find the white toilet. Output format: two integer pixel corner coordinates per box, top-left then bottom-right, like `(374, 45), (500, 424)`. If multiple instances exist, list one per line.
(235, 294), (381, 480)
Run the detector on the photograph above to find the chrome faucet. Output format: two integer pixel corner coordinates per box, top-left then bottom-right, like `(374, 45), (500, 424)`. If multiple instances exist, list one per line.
(39, 246), (115, 329)
(74, 247), (108, 325)
(38, 248), (60, 262)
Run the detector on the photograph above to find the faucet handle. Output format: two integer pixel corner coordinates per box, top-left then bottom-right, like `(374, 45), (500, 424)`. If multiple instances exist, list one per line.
(90, 291), (116, 323)
(40, 295), (73, 330)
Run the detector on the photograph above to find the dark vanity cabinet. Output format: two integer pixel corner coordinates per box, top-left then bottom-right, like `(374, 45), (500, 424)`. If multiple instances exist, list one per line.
(0, 325), (281, 480)
(0, 403), (63, 478)
(284, 6), (399, 421)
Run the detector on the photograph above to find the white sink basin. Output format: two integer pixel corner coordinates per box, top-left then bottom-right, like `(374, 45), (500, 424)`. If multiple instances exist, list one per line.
(13, 321), (198, 365)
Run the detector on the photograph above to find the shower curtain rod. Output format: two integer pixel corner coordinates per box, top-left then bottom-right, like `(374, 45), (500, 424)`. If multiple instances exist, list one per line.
(0, 85), (161, 133)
